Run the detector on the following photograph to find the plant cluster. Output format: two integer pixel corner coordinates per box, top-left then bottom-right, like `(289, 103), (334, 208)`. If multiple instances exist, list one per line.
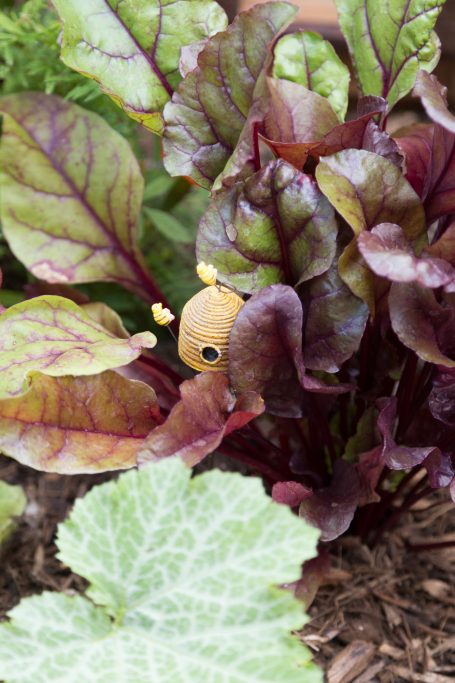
(1, 0), (455, 550)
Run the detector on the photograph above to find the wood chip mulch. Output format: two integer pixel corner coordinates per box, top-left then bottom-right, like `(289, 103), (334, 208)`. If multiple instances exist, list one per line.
(301, 496), (455, 683)
(1, 455), (454, 682)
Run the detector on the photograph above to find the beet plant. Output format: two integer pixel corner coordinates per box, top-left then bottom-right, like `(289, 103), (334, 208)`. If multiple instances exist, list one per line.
(0, 0), (455, 664)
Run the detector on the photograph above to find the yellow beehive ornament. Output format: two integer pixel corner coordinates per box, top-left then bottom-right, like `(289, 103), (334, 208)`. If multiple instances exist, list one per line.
(178, 283), (244, 372)
(152, 263), (244, 373)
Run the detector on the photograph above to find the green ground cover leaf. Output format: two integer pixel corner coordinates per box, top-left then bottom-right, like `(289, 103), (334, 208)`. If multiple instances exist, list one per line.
(0, 481), (26, 545)
(0, 295), (156, 399)
(53, 0), (227, 134)
(0, 458), (322, 683)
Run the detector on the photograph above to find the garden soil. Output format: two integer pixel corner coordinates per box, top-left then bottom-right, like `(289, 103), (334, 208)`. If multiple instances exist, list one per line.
(1, 455), (454, 683)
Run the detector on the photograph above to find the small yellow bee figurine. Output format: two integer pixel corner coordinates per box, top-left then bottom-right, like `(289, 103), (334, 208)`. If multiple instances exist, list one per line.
(152, 262), (244, 373)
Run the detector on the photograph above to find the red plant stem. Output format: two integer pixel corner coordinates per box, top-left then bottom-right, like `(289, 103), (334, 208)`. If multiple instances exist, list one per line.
(371, 484), (432, 546)
(244, 425), (291, 463)
(218, 444), (283, 483)
(138, 353), (184, 386)
(361, 466), (423, 540)
(397, 362), (434, 440)
(396, 353), (418, 415)
(252, 122), (261, 172)
(358, 318), (372, 392)
(228, 432), (292, 479)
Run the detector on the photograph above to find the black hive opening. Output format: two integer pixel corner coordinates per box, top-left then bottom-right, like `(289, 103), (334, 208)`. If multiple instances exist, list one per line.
(201, 346), (220, 363)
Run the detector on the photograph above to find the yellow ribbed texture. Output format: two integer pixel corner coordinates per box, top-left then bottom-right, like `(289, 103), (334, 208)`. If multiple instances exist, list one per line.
(178, 286), (244, 372)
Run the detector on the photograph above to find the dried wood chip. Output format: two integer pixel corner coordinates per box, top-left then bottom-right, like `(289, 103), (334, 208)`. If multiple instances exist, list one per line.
(327, 641), (376, 683)
(379, 642), (404, 660)
(420, 580), (455, 606)
(390, 666), (455, 683)
(352, 661), (385, 683)
(381, 602), (402, 628)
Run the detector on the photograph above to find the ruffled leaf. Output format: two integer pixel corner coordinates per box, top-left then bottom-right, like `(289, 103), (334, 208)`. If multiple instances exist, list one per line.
(426, 221), (455, 265)
(0, 295), (156, 399)
(358, 223), (454, 288)
(163, 2), (297, 189)
(316, 149), (425, 308)
(0, 459), (322, 683)
(377, 397), (437, 469)
(413, 70), (455, 134)
(138, 372), (264, 467)
(272, 31), (350, 120)
(334, 0), (445, 110)
(197, 160), (338, 293)
(389, 283), (455, 367)
(53, 0), (227, 134)
(0, 93), (156, 299)
(0, 371), (160, 473)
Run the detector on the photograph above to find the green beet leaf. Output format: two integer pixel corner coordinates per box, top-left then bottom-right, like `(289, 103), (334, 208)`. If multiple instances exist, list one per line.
(53, 0), (228, 135)
(272, 30), (350, 120)
(0, 93), (158, 300)
(163, 1), (297, 189)
(0, 481), (26, 546)
(0, 458), (322, 683)
(0, 295), (156, 399)
(316, 149), (425, 310)
(197, 159), (338, 293)
(0, 371), (160, 473)
(334, 0), (445, 110)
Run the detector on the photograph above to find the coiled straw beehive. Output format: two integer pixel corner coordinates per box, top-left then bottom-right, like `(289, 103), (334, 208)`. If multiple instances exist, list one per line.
(178, 285), (244, 372)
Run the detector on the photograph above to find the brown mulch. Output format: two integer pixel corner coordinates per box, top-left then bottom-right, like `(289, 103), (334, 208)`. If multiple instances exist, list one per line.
(1, 455), (454, 682)
(301, 497), (455, 682)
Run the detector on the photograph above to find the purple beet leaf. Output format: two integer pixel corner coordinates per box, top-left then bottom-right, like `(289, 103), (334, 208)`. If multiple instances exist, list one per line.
(303, 259), (369, 373)
(389, 283), (455, 368)
(430, 368), (455, 426)
(299, 460), (360, 542)
(396, 123), (455, 222)
(272, 481), (312, 508)
(426, 221), (455, 265)
(263, 78), (339, 147)
(138, 372), (264, 467)
(316, 149), (425, 308)
(358, 223), (455, 288)
(377, 397), (437, 470)
(229, 285), (350, 418)
(262, 95), (401, 171)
